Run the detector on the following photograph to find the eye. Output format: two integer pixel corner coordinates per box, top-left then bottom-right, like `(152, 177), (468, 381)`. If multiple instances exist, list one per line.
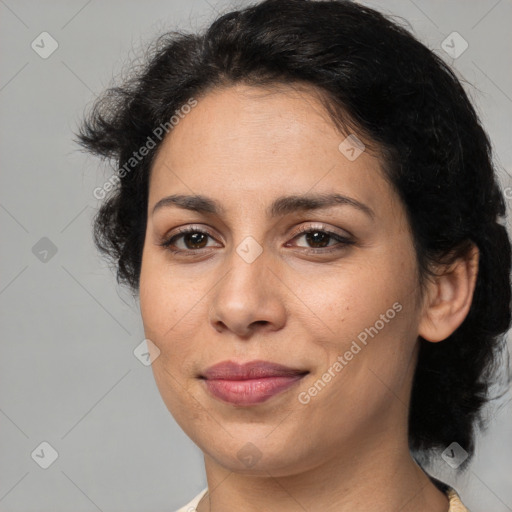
(158, 223), (354, 256)
(159, 226), (219, 255)
(286, 224), (354, 253)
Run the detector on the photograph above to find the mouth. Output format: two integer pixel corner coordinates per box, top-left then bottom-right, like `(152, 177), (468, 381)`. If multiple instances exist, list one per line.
(199, 360), (309, 406)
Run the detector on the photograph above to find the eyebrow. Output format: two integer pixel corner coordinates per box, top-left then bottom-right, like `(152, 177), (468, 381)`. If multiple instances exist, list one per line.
(152, 192), (375, 220)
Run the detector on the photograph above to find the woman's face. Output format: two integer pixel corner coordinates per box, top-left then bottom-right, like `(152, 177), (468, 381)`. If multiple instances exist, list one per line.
(139, 83), (425, 475)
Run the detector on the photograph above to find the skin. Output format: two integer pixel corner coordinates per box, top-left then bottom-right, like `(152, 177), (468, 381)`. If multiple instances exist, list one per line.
(138, 83), (479, 511)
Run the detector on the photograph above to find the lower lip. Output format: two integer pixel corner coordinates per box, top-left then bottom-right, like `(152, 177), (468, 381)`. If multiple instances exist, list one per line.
(203, 375), (306, 406)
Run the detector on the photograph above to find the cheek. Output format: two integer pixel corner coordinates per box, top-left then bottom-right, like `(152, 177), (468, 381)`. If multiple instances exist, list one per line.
(307, 248), (420, 392)
(298, 256), (413, 344)
(140, 264), (205, 421)
(332, 258), (420, 396)
(139, 247), (189, 337)
(139, 252), (209, 374)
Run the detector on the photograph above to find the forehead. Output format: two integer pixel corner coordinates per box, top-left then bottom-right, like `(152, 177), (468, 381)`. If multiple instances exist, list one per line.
(149, 83), (396, 219)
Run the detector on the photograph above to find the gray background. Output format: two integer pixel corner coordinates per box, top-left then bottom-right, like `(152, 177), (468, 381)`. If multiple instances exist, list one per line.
(1, 0), (511, 510)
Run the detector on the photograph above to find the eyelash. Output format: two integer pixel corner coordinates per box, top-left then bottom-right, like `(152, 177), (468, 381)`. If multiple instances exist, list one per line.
(159, 224), (354, 256)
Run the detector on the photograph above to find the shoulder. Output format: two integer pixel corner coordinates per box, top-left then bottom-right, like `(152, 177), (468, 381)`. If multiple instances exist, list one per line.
(174, 487), (208, 512)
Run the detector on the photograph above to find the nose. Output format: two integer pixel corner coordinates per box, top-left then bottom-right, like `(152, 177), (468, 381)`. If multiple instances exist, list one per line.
(208, 241), (287, 339)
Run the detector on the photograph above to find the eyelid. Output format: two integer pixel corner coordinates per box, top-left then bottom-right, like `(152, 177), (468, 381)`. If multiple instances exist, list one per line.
(289, 222), (352, 239)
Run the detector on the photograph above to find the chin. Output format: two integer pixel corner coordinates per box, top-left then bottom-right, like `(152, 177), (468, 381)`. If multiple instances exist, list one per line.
(200, 432), (315, 477)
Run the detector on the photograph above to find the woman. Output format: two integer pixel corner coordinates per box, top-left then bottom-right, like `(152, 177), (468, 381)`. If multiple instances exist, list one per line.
(78, 0), (511, 510)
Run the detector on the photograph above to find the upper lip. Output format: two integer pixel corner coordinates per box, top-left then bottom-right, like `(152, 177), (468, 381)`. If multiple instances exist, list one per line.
(201, 360), (308, 380)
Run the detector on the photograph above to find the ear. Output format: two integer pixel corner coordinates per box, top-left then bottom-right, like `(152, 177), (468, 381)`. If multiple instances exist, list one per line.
(418, 244), (479, 343)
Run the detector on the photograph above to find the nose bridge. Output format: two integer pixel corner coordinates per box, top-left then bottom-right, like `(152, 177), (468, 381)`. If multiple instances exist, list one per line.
(223, 207), (269, 279)
(219, 232), (269, 303)
(209, 226), (286, 335)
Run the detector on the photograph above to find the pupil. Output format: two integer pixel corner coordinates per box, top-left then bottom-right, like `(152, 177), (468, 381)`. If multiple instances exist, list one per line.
(306, 231), (329, 248)
(186, 232), (207, 249)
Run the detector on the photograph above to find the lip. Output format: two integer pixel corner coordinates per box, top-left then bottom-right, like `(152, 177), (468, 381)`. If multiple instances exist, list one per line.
(200, 360), (308, 406)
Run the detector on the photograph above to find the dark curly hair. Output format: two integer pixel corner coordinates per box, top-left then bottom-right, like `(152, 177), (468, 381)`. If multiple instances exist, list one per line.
(77, 0), (511, 471)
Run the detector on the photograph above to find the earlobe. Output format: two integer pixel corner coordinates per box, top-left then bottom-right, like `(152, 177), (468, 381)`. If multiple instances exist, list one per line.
(418, 244), (479, 343)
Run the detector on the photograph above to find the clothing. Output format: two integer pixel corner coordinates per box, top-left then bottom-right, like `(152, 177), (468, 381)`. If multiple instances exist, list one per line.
(174, 479), (469, 511)
(175, 487), (207, 512)
(430, 475), (470, 512)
